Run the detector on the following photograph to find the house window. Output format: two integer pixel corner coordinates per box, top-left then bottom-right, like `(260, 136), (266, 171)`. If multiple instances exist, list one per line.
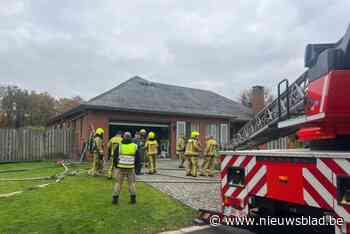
(207, 124), (220, 142)
(176, 121), (186, 142)
(220, 123), (229, 145)
(191, 121), (200, 132)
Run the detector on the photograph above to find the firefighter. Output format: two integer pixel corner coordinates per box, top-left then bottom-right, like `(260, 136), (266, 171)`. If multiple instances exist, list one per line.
(133, 132), (144, 175)
(139, 129), (147, 169)
(112, 132), (140, 205)
(176, 134), (186, 168)
(184, 131), (201, 177)
(88, 128), (105, 176)
(145, 131), (159, 174)
(200, 136), (218, 177)
(106, 131), (123, 179)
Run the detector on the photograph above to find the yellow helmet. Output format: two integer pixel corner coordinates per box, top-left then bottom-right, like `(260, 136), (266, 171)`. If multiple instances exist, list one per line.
(191, 131), (200, 138)
(95, 128), (104, 135)
(140, 129), (147, 134)
(148, 131), (155, 139)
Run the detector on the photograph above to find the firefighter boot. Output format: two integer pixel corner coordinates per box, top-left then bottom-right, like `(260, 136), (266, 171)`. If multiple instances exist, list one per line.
(130, 194), (136, 204)
(112, 195), (119, 205)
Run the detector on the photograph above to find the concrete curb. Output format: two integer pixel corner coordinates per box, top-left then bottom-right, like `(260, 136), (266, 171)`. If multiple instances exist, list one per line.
(158, 225), (210, 234)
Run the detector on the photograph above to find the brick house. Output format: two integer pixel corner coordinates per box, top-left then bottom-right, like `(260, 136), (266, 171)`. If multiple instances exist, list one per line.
(49, 76), (251, 159)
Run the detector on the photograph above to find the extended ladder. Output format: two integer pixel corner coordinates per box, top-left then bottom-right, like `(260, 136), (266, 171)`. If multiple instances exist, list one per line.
(231, 72), (309, 149)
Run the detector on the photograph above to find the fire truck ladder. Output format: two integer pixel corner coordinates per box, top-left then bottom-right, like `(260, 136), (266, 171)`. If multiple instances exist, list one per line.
(230, 23), (350, 150)
(231, 72), (309, 150)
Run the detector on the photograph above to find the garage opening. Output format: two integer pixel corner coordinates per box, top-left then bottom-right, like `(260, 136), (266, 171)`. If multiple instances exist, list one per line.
(109, 121), (171, 158)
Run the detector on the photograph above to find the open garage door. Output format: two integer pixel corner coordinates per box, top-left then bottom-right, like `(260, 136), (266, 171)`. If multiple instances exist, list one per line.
(109, 121), (170, 158)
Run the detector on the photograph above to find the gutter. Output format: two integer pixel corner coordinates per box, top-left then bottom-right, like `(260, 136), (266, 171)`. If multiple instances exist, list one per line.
(49, 104), (251, 125)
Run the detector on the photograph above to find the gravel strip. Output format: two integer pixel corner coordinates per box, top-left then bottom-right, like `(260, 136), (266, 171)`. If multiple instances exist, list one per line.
(139, 160), (222, 212)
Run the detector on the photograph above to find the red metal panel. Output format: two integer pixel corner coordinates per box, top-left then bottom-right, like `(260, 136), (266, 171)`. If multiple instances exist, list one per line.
(300, 70), (350, 140)
(265, 162), (306, 204)
(327, 70), (350, 116)
(305, 75), (325, 116)
(220, 154), (350, 233)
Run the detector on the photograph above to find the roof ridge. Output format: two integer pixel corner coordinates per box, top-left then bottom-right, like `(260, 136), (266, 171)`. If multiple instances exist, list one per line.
(144, 79), (226, 95)
(148, 79), (246, 107)
(88, 76), (146, 103)
(207, 90), (249, 110)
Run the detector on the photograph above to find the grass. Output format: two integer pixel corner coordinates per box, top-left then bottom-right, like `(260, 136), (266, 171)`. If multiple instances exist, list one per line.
(0, 161), (196, 234)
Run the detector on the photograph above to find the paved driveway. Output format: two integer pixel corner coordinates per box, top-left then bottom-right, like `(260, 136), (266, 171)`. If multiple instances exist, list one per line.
(136, 159), (222, 211)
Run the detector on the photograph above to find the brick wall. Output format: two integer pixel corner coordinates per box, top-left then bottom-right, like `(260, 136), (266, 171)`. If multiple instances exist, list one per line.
(58, 110), (231, 160)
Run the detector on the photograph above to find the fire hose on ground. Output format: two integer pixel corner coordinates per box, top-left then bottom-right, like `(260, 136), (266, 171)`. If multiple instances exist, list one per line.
(0, 161), (81, 198)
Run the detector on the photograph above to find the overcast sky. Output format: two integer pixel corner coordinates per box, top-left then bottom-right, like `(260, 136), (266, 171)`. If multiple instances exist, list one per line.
(0, 0), (349, 101)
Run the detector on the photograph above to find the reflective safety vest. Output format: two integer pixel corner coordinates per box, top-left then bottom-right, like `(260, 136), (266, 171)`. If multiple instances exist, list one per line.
(145, 140), (158, 155)
(117, 143), (138, 169)
(185, 138), (200, 156)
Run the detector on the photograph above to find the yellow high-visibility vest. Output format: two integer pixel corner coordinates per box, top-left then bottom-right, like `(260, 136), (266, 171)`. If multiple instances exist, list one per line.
(117, 143), (138, 169)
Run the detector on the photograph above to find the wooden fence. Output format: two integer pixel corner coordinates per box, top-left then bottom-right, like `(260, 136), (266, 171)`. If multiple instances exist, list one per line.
(0, 128), (74, 162)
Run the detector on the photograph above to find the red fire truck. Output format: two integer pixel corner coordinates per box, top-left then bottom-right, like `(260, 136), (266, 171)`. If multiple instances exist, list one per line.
(200, 23), (350, 234)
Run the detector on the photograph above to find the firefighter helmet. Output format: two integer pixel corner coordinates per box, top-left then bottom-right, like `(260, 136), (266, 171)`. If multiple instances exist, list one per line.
(95, 128), (104, 135)
(191, 131), (200, 138)
(148, 131), (156, 139)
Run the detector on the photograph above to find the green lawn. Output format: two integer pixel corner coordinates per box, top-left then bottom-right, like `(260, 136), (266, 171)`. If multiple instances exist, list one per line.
(0, 161), (196, 234)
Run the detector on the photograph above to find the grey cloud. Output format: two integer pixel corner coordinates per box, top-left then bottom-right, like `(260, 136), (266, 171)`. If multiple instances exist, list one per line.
(0, 0), (349, 102)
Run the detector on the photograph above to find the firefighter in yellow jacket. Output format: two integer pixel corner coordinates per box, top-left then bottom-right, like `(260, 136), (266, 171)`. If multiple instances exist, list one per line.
(184, 131), (201, 177)
(112, 132), (140, 204)
(200, 136), (218, 177)
(176, 135), (186, 168)
(88, 128), (105, 176)
(106, 131), (123, 179)
(139, 129), (147, 170)
(145, 131), (159, 174)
